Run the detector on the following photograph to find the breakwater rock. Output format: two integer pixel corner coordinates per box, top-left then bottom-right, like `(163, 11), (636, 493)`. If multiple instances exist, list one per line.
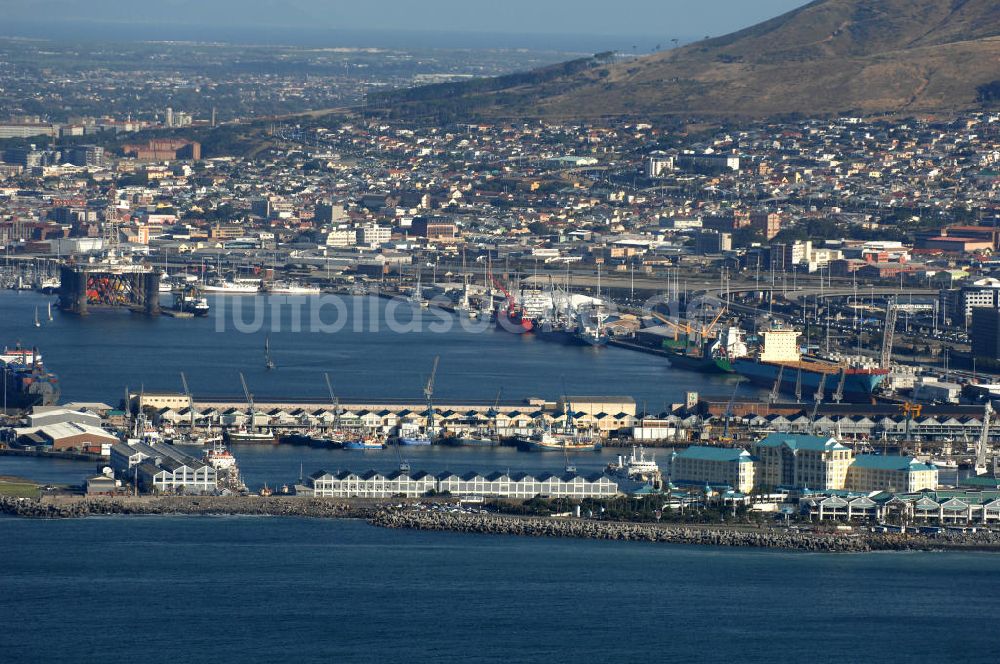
(0, 495), (375, 520)
(369, 509), (1000, 552)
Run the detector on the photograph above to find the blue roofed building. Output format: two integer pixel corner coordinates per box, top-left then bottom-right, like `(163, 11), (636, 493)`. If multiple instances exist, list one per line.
(845, 455), (938, 493)
(670, 445), (756, 493)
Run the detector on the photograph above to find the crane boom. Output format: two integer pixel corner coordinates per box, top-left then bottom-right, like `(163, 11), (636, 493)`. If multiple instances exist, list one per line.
(424, 356), (440, 435)
(180, 372), (194, 430)
(880, 298), (898, 370)
(239, 372), (254, 412)
(769, 365), (785, 404)
(976, 402), (992, 476)
(810, 373), (828, 425)
(833, 368), (847, 404)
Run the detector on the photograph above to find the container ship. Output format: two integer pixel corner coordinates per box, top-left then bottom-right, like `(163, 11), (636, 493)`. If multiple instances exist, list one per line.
(0, 346), (60, 410)
(732, 326), (888, 401)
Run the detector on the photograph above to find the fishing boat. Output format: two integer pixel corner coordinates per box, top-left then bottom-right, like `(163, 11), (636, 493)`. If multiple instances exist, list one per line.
(225, 426), (276, 444)
(342, 434), (386, 450)
(519, 429), (601, 452)
(444, 428), (501, 447)
(398, 432), (433, 446)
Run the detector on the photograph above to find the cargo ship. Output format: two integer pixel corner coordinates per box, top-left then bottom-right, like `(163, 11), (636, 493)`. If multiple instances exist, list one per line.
(0, 346), (60, 410)
(665, 326), (747, 374)
(732, 326), (888, 401)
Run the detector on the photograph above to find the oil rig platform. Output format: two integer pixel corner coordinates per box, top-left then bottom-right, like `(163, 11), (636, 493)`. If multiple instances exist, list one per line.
(58, 263), (161, 316)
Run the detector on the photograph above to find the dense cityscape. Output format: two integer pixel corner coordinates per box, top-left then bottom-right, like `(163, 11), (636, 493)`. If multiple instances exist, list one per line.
(2, 2), (1000, 663)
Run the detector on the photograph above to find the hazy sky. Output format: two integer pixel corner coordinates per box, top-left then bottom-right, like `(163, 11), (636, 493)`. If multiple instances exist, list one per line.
(2, 0), (811, 38)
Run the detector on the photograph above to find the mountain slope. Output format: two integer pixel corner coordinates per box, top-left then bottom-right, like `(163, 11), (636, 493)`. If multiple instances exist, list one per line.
(382, 0), (1000, 118)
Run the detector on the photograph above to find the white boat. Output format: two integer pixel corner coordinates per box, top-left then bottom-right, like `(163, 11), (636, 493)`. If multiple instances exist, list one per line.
(33, 307), (41, 327)
(930, 458), (959, 470)
(203, 278), (261, 294)
(607, 446), (660, 480)
(225, 426), (275, 443)
(267, 281), (322, 295)
(204, 444), (238, 471)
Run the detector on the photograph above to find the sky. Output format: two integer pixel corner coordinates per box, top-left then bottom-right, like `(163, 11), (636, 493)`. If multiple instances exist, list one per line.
(0, 0), (811, 43)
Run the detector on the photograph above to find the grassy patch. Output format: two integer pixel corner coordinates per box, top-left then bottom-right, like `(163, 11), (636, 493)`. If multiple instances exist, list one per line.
(0, 480), (42, 499)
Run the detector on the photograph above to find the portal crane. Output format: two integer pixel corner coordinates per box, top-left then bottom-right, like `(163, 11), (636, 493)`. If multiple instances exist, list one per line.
(810, 373), (828, 426)
(239, 372), (256, 426)
(769, 365), (785, 404)
(424, 355), (440, 438)
(832, 368), (847, 404)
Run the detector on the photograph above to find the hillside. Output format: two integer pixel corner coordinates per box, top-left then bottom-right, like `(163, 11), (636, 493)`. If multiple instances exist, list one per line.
(379, 0), (1000, 119)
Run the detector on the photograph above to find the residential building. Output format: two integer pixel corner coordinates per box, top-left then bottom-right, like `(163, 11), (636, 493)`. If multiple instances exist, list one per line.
(845, 455), (938, 493)
(752, 433), (853, 490)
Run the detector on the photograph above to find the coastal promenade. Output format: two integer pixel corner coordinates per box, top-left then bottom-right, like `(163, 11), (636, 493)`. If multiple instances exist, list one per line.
(5, 494), (1000, 553)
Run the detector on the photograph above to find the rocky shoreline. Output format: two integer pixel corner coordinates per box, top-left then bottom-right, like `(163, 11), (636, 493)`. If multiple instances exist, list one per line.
(5, 495), (1000, 553)
(369, 509), (1000, 553)
(0, 495), (376, 520)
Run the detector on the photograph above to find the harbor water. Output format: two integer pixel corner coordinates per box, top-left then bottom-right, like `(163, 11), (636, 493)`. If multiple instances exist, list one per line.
(0, 290), (752, 406)
(1, 516), (998, 664)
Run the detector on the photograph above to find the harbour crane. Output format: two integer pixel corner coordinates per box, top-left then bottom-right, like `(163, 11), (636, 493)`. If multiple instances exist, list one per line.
(880, 298), (899, 370)
(180, 372), (194, 431)
(810, 373), (828, 428)
(721, 381), (740, 441)
(975, 402), (992, 476)
(899, 401), (923, 440)
(424, 355), (440, 439)
(832, 367), (847, 404)
(239, 372), (256, 427)
(769, 365), (785, 404)
(324, 372), (341, 431)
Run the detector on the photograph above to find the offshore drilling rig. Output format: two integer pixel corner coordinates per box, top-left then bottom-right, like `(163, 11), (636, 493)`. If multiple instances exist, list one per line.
(57, 187), (161, 316)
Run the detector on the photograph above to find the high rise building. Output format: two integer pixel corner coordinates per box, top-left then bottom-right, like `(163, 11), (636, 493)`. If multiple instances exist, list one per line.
(971, 307), (1000, 367)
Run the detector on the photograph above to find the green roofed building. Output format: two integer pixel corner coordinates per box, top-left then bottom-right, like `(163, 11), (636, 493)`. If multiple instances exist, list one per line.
(671, 445), (756, 493)
(845, 455), (938, 493)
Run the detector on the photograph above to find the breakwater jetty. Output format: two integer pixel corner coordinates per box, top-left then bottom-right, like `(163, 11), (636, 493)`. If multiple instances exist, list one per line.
(0, 495), (376, 519)
(369, 509), (1000, 553)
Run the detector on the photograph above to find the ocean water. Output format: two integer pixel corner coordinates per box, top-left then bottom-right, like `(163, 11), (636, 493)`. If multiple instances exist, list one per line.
(1, 516), (998, 664)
